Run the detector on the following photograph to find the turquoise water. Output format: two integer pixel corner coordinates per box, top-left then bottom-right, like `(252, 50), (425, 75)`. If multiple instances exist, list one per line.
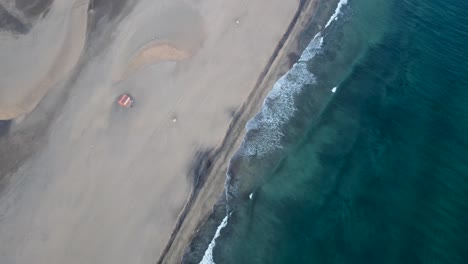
(186, 0), (468, 263)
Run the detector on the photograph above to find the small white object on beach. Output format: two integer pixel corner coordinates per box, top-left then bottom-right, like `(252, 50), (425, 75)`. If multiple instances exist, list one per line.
(172, 117), (177, 123)
(249, 193), (253, 200)
(331, 87), (337, 93)
(235, 19), (240, 25)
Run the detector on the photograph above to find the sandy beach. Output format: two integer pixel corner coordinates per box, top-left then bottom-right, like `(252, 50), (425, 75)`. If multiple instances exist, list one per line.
(0, 0), (316, 263)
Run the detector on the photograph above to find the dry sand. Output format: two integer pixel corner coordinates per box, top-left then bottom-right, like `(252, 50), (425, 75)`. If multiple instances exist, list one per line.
(0, 0), (88, 120)
(0, 0), (313, 263)
(121, 42), (192, 81)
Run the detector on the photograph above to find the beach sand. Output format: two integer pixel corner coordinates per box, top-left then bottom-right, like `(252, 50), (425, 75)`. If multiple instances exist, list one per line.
(0, 0), (315, 263)
(0, 0), (88, 120)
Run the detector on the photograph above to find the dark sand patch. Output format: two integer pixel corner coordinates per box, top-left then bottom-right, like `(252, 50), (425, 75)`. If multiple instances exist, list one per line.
(157, 148), (216, 264)
(187, 149), (215, 188)
(287, 52), (300, 68)
(86, 0), (138, 49)
(0, 120), (11, 137)
(225, 107), (238, 118)
(0, 3), (29, 34)
(0, 51), (87, 193)
(15, 0), (53, 18)
(0, 118), (48, 192)
(89, 0), (135, 21)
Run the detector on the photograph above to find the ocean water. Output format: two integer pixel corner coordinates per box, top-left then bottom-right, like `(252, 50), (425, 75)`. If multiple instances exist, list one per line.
(185, 0), (468, 263)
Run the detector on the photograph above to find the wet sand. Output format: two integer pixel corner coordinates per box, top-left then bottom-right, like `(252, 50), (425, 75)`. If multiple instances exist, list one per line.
(0, 0), (315, 263)
(160, 1), (320, 262)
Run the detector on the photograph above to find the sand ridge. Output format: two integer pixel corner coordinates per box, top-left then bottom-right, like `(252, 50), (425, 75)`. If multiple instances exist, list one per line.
(121, 42), (192, 81)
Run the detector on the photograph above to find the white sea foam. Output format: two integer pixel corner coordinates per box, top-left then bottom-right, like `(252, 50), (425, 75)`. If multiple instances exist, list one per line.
(240, 34), (323, 157)
(207, 2), (352, 261)
(235, 0), (350, 158)
(325, 0), (349, 28)
(199, 215), (229, 264)
(299, 33), (323, 62)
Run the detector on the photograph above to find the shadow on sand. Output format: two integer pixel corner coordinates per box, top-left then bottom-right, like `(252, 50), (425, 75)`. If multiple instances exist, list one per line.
(0, 120), (11, 138)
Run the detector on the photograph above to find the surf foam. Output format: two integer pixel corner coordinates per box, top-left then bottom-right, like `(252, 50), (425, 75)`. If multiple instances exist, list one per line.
(200, 3), (351, 262)
(299, 33), (324, 62)
(239, 34), (323, 157)
(199, 215), (229, 264)
(325, 0), (349, 28)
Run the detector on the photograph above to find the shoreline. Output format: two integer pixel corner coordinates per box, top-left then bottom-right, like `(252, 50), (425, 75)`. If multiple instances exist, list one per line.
(158, 0), (320, 262)
(0, 0), (321, 263)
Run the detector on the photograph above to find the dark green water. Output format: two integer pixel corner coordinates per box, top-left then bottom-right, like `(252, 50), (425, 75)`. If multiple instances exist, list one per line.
(190, 0), (468, 263)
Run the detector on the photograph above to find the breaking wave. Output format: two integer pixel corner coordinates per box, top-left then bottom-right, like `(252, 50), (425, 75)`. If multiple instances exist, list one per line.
(197, 1), (351, 263)
(325, 0), (349, 28)
(239, 33), (324, 157)
(199, 216), (228, 264)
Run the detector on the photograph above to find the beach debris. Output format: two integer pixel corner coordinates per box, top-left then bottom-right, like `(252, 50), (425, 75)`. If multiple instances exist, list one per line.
(331, 87), (337, 93)
(117, 93), (134, 108)
(172, 116), (177, 123)
(249, 193), (253, 200)
(235, 19), (240, 25)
